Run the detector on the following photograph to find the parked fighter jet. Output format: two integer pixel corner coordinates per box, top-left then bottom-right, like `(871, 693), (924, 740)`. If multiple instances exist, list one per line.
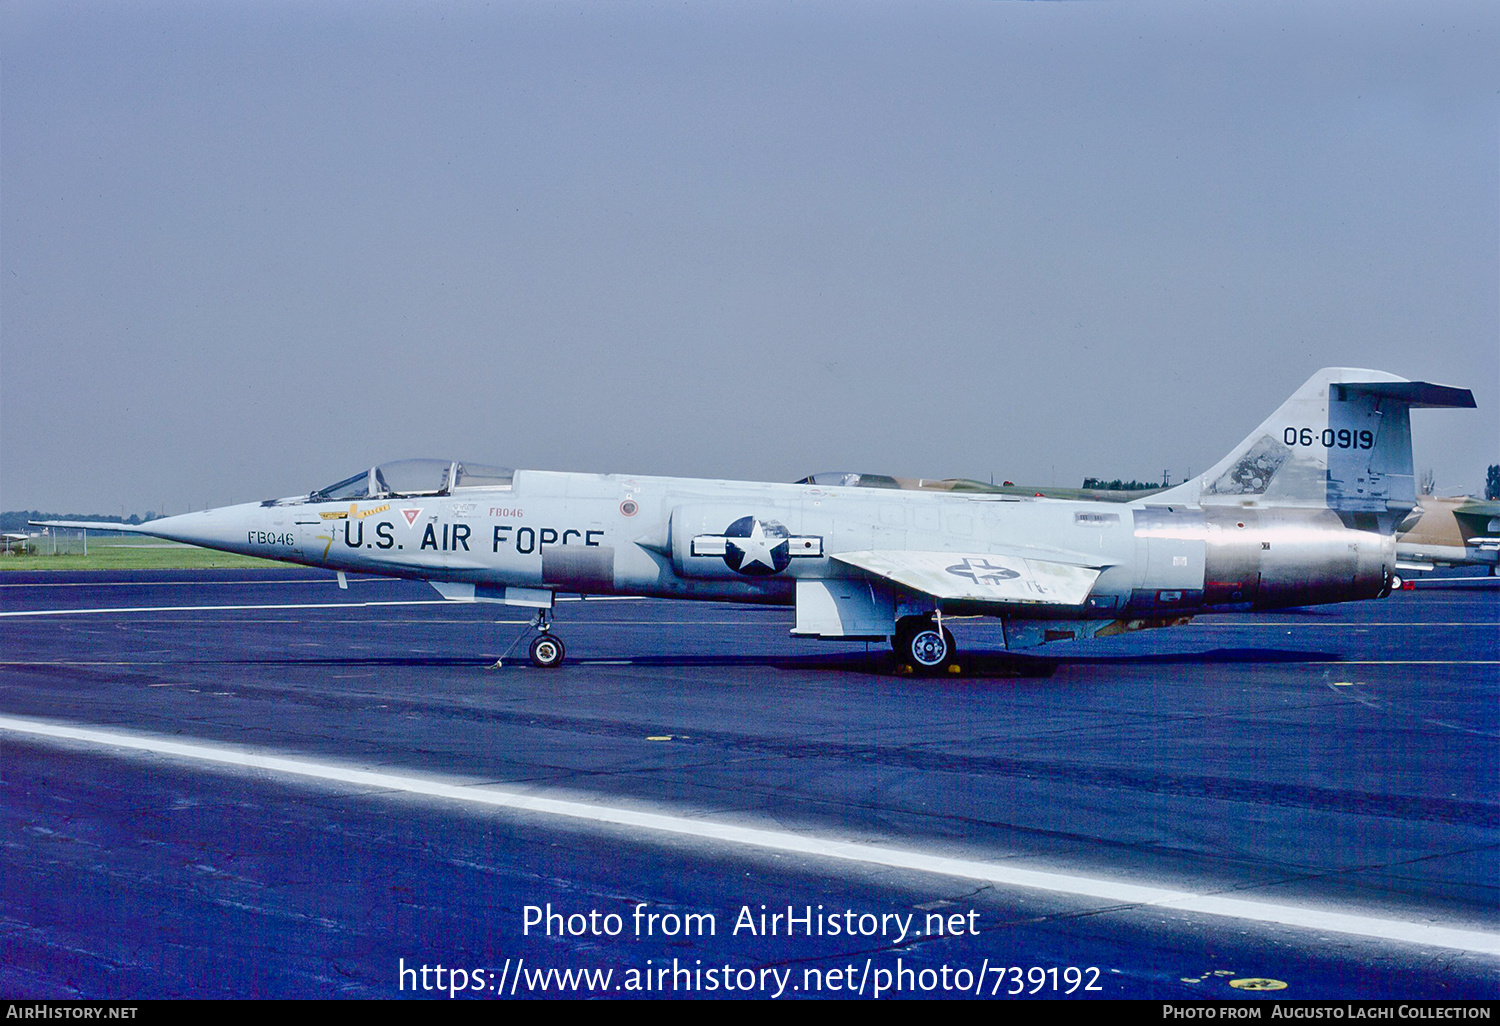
(1394, 495), (1500, 576)
(39, 368), (1475, 671)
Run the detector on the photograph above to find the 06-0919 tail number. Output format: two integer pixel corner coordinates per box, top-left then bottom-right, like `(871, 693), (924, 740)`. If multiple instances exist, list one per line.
(1284, 426), (1374, 450)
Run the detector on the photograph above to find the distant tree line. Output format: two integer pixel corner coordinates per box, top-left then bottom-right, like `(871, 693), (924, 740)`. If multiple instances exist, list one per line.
(1487, 465), (1499, 501)
(1081, 478), (1162, 491)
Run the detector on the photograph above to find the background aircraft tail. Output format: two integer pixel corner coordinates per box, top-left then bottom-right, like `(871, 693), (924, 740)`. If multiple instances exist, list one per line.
(1151, 368), (1474, 526)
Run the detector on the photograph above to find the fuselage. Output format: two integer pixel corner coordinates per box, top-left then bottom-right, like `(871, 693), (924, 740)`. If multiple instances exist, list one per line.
(135, 466), (1397, 620)
(37, 368), (1470, 668)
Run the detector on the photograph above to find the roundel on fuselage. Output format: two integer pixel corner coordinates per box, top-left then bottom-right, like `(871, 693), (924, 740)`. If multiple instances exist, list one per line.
(722, 516), (791, 576)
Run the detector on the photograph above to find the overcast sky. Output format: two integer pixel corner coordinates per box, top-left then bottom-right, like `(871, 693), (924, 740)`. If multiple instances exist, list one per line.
(3, 0), (1496, 515)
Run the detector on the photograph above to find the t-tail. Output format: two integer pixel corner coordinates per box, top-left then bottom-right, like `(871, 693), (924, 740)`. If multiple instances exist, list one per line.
(1152, 368), (1475, 532)
(1133, 368), (1475, 612)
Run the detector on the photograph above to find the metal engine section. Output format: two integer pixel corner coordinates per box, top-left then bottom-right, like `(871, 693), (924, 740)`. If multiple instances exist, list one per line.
(1130, 506), (1392, 614)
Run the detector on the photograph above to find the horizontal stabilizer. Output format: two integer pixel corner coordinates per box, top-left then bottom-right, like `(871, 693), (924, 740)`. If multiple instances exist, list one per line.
(833, 549), (1104, 605)
(1337, 381), (1476, 408)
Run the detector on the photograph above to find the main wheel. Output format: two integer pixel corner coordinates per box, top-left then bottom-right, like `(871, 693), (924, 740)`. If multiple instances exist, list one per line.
(529, 633), (566, 668)
(901, 623), (957, 673)
(891, 614), (930, 655)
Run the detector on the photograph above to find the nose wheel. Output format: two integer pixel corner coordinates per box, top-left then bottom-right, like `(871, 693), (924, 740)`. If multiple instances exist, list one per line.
(528, 632), (566, 669)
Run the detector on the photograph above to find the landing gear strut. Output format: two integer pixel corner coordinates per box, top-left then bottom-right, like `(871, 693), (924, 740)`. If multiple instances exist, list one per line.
(525, 608), (565, 668)
(493, 608), (567, 669)
(892, 613), (957, 674)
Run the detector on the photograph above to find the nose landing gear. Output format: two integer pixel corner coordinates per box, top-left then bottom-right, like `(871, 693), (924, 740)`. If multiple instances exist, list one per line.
(493, 608), (568, 669)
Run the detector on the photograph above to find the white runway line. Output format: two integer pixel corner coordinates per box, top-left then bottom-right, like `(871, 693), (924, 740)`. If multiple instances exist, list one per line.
(0, 604), (777, 625)
(1196, 622), (1498, 627)
(2, 714), (1496, 957)
(0, 578), (358, 588)
(0, 600), (456, 617)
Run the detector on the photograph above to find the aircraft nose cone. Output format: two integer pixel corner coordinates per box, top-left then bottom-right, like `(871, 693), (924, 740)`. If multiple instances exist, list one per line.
(141, 504), (261, 552)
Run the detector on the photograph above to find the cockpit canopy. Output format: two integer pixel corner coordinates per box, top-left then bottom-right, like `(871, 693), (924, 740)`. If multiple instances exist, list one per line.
(310, 459), (514, 501)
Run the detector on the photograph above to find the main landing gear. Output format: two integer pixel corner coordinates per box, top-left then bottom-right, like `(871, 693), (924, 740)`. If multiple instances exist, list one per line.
(892, 613), (957, 674)
(494, 608), (567, 669)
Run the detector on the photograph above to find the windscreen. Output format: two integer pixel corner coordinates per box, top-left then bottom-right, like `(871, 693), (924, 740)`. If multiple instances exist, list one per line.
(310, 471), (370, 501)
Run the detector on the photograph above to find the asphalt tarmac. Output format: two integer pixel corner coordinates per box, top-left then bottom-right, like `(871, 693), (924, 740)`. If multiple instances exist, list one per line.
(1, 569), (1495, 1000)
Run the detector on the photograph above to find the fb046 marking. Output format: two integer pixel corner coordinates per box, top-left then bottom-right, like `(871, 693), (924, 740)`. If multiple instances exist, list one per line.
(248, 531), (295, 547)
(1284, 426), (1374, 449)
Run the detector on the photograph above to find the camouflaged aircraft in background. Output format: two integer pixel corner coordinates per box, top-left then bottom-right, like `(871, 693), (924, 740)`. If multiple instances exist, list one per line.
(40, 368), (1475, 671)
(1393, 495), (1500, 578)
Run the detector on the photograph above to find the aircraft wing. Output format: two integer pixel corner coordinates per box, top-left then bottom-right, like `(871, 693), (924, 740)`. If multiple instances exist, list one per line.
(831, 549), (1108, 605)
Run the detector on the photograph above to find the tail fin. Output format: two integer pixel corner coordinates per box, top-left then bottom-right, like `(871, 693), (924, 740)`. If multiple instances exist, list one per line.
(1153, 368), (1474, 525)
